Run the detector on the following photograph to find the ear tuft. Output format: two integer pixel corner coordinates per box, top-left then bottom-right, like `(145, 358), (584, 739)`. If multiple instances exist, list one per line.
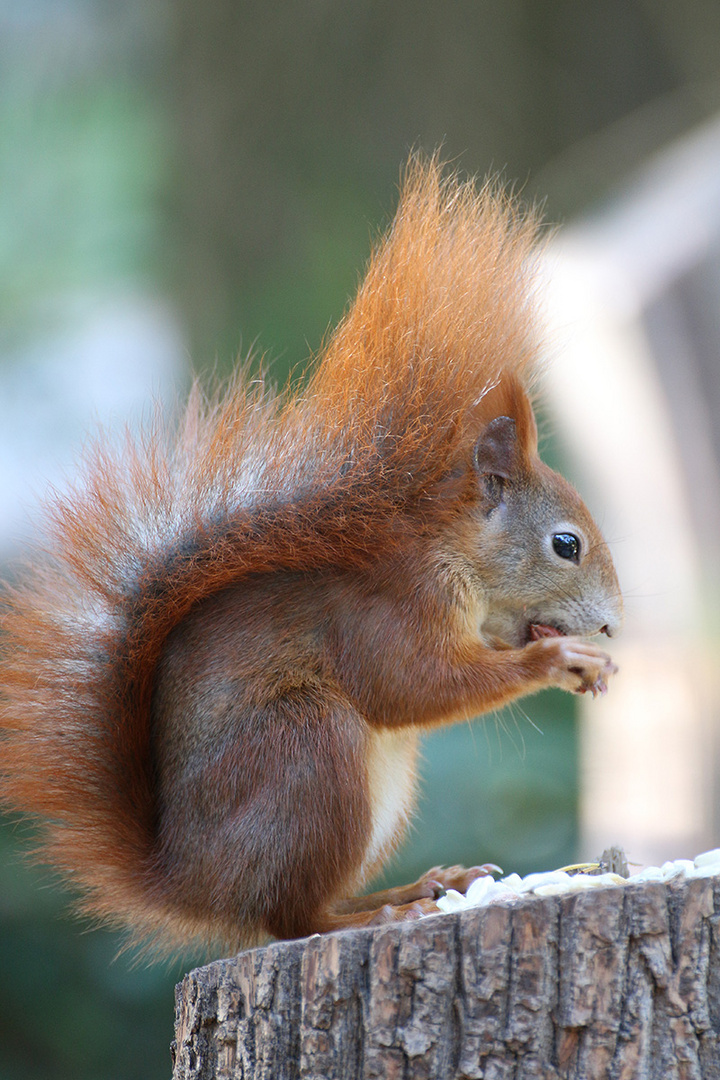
(474, 416), (517, 479)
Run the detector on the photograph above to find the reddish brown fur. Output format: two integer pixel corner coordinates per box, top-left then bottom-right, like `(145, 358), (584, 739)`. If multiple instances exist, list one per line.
(0, 157), (621, 956)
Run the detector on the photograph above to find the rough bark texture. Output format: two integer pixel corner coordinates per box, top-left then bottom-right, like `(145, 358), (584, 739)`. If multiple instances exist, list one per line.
(172, 875), (720, 1079)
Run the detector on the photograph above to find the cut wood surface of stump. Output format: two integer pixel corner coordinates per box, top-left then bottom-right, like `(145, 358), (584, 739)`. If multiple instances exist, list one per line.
(172, 873), (720, 1079)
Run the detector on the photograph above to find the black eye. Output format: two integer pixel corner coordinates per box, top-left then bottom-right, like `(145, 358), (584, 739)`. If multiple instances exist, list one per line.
(552, 532), (581, 562)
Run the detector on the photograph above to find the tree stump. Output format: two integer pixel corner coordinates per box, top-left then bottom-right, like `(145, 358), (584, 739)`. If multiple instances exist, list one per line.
(172, 874), (720, 1079)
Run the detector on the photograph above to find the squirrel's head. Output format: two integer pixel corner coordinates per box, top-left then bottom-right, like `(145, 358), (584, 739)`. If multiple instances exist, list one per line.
(449, 407), (623, 650)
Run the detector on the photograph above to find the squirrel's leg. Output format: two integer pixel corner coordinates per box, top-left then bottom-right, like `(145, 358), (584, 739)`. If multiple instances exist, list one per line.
(234, 688), (376, 941)
(157, 683), (376, 943)
(241, 692), (461, 936)
(157, 674), (438, 940)
(197, 687), (438, 938)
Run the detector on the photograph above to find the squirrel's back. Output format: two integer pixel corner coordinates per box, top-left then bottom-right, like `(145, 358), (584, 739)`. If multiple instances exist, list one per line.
(0, 158), (558, 953)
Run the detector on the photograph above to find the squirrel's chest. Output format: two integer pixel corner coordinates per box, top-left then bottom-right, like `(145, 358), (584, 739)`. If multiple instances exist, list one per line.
(361, 727), (420, 880)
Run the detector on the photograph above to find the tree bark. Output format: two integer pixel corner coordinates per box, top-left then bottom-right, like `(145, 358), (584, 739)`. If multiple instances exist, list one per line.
(172, 874), (720, 1079)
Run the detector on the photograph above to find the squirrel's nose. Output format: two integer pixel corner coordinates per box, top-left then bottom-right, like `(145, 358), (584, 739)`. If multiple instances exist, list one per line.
(598, 593), (624, 640)
(600, 608), (624, 639)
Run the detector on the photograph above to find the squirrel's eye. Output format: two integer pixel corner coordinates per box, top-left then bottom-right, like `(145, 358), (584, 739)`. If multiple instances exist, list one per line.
(552, 532), (580, 562)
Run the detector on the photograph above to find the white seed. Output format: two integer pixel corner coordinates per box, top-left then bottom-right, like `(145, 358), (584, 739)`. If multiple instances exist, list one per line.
(436, 889), (468, 913)
(517, 870), (572, 892)
(694, 848), (720, 869)
(465, 874), (497, 905)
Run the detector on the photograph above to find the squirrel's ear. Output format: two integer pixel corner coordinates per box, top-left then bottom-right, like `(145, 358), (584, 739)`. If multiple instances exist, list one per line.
(474, 416), (518, 479)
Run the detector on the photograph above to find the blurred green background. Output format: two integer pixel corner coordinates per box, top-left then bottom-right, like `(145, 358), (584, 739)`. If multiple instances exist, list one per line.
(1, 2), (720, 1078)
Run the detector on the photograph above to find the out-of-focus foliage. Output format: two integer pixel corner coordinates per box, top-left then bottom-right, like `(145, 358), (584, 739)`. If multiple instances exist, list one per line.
(0, 83), (164, 337)
(1, 1), (720, 1078)
(167, 0), (720, 371)
(0, 827), (186, 1080)
(0, 8), (167, 348)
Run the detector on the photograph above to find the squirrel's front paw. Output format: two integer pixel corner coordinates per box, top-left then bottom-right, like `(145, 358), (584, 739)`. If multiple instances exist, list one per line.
(534, 637), (618, 697)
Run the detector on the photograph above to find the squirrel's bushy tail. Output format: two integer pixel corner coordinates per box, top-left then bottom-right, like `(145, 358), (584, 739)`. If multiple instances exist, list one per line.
(0, 156), (543, 952)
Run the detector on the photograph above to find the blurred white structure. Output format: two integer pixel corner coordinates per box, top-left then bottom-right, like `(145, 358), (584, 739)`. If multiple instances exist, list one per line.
(0, 293), (186, 556)
(544, 114), (720, 868)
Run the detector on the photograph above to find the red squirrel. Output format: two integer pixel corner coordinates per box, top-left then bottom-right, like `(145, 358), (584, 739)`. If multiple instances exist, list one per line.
(0, 158), (621, 956)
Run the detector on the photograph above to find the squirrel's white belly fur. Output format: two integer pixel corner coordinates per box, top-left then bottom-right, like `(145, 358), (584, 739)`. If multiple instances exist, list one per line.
(361, 727), (420, 881)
